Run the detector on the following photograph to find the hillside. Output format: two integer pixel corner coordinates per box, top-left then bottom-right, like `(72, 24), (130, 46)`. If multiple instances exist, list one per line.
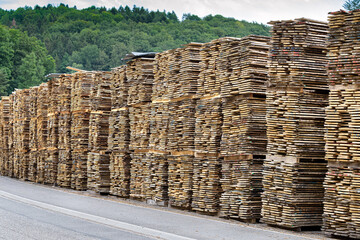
(0, 4), (270, 73)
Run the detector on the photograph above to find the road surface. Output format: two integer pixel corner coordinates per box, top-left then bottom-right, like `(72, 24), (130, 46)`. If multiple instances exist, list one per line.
(0, 176), (329, 240)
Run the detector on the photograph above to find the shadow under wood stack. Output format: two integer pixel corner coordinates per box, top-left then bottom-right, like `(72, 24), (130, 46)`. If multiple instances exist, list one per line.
(262, 18), (328, 230)
(323, 10), (360, 239)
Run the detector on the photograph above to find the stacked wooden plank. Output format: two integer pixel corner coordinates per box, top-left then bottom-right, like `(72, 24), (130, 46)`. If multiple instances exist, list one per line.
(108, 66), (131, 197)
(87, 72), (112, 194)
(323, 10), (360, 239)
(0, 97), (11, 176)
(262, 18), (328, 229)
(57, 75), (73, 188)
(71, 71), (94, 190)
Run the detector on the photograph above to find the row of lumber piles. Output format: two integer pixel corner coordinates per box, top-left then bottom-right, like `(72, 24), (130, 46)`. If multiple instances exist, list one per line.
(323, 10), (360, 239)
(108, 66), (131, 197)
(87, 72), (112, 194)
(194, 36), (269, 221)
(262, 18), (329, 229)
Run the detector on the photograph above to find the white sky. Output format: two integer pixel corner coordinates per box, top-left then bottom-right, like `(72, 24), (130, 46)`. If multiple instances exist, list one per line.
(0, 0), (345, 24)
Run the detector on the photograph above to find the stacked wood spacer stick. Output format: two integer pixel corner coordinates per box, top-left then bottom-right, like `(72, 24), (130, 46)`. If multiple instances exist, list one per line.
(323, 10), (360, 239)
(87, 71), (112, 194)
(262, 18), (329, 230)
(108, 65), (131, 197)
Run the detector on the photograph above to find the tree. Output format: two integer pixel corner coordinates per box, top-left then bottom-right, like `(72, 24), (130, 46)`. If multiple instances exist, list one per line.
(344, 0), (360, 11)
(0, 68), (10, 96)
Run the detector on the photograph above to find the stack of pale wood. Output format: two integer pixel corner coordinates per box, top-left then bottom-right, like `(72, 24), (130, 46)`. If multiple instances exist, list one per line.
(71, 72), (94, 190)
(43, 78), (61, 184)
(28, 87), (39, 182)
(57, 75), (73, 188)
(262, 18), (328, 229)
(87, 72), (112, 194)
(323, 11), (360, 238)
(108, 66), (131, 197)
(12, 89), (32, 180)
(127, 58), (155, 105)
(0, 97), (11, 176)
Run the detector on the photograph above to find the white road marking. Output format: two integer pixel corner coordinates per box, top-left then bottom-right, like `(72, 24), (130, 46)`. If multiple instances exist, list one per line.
(0, 190), (195, 240)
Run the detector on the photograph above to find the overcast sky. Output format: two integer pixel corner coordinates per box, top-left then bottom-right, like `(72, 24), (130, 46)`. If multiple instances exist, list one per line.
(0, 0), (345, 24)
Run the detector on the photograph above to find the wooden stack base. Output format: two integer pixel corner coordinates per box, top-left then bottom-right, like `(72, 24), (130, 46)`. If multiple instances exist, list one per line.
(168, 154), (194, 209)
(44, 149), (58, 185)
(36, 149), (47, 183)
(109, 151), (131, 197)
(71, 150), (88, 191)
(87, 151), (110, 194)
(28, 150), (38, 182)
(130, 151), (148, 200)
(192, 155), (222, 214)
(262, 155), (327, 229)
(220, 154), (264, 221)
(144, 151), (168, 206)
(57, 149), (72, 188)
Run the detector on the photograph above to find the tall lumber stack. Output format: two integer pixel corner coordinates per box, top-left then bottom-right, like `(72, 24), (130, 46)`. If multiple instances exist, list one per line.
(28, 87), (39, 182)
(219, 36), (269, 221)
(0, 97), (11, 176)
(34, 83), (49, 183)
(323, 10), (360, 239)
(192, 36), (269, 219)
(262, 19), (328, 229)
(12, 89), (31, 180)
(71, 71), (94, 190)
(57, 75), (73, 188)
(44, 78), (61, 184)
(152, 43), (202, 208)
(87, 71), (112, 194)
(108, 66), (131, 197)
(127, 57), (155, 201)
(7, 95), (14, 177)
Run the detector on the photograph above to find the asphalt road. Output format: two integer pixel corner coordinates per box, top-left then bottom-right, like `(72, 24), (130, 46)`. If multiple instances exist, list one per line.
(0, 176), (329, 240)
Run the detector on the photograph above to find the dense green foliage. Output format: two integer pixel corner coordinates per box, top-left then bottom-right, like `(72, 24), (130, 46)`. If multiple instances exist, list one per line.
(0, 25), (55, 95)
(0, 4), (270, 73)
(344, 0), (360, 10)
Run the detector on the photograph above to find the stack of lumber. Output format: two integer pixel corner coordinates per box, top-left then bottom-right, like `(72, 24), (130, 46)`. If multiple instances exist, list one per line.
(127, 58), (155, 105)
(57, 75), (73, 188)
(28, 87), (38, 182)
(7, 95), (15, 177)
(109, 66), (131, 197)
(152, 44), (202, 208)
(43, 78), (61, 184)
(71, 71), (94, 190)
(323, 10), (360, 238)
(87, 72), (112, 194)
(0, 97), (11, 176)
(262, 18), (328, 229)
(127, 57), (156, 201)
(12, 89), (31, 180)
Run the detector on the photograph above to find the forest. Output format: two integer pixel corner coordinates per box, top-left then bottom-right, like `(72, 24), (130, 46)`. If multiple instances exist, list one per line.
(0, 4), (270, 95)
